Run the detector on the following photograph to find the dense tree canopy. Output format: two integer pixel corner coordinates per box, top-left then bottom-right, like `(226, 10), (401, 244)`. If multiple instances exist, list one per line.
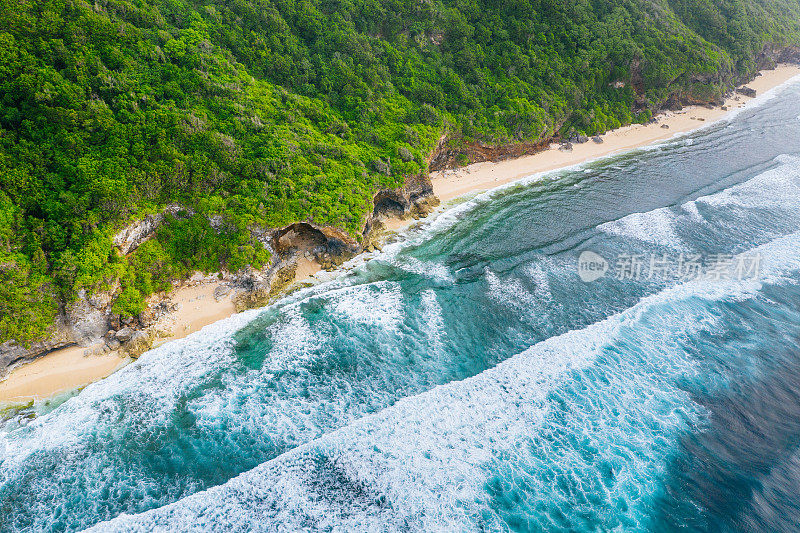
(1, 0), (798, 343)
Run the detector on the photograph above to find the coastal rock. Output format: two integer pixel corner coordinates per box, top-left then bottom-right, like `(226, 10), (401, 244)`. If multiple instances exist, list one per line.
(370, 173), (438, 222)
(112, 204), (188, 255)
(122, 330), (152, 358)
(736, 86), (757, 98)
(778, 45), (800, 64)
(232, 263), (294, 311)
(0, 320), (74, 380)
(213, 284), (232, 301)
(115, 327), (134, 342)
(106, 338), (121, 350)
(139, 300), (175, 328)
(67, 289), (115, 344)
(428, 137), (551, 171)
(150, 315), (177, 339)
(271, 222), (359, 270)
(661, 124), (670, 129)
(592, 136), (604, 144)
(559, 142), (573, 152)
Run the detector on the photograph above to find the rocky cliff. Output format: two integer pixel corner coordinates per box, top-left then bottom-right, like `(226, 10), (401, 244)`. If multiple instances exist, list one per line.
(0, 177), (439, 380)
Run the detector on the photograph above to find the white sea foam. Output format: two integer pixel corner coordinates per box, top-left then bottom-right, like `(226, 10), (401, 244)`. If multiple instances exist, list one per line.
(680, 200), (705, 223)
(331, 281), (404, 332)
(698, 154), (800, 209)
(92, 231), (800, 532)
(1, 309), (262, 461)
(524, 260), (554, 302)
(391, 255), (454, 284)
(599, 152), (800, 250)
(485, 269), (540, 312)
(600, 207), (687, 249)
(419, 289), (445, 350)
(259, 305), (318, 372)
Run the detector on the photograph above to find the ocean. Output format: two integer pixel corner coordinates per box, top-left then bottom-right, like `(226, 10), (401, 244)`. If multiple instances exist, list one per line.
(3, 79), (800, 532)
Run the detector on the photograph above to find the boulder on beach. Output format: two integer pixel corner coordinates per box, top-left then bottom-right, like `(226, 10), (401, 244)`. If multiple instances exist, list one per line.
(661, 124), (670, 129)
(559, 142), (573, 152)
(736, 86), (757, 98)
(592, 136), (604, 144)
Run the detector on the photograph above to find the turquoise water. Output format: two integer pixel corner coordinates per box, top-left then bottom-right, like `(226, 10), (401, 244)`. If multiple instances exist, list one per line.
(4, 81), (800, 531)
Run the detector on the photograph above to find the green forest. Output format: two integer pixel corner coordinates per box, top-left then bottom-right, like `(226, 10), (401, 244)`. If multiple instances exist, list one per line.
(1, 0), (799, 344)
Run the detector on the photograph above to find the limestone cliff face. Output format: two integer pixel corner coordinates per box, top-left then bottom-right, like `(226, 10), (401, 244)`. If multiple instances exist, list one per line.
(112, 205), (189, 255)
(0, 287), (118, 380)
(650, 44), (800, 110)
(233, 175), (439, 311)
(370, 173), (439, 221)
(0, 177), (441, 379)
(0, 318), (73, 380)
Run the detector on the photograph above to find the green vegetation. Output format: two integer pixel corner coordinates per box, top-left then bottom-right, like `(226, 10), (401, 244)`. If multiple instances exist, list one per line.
(1, 0), (799, 344)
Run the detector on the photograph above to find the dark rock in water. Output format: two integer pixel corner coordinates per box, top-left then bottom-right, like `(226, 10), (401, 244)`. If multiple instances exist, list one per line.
(592, 136), (604, 144)
(736, 86), (757, 98)
(661, 124), (670, 129)
(576, 135), (589, 144)
(559, 142), (573, 152)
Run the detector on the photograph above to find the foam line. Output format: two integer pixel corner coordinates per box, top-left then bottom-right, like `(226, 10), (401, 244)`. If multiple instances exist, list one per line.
(92, 231), (800, 531)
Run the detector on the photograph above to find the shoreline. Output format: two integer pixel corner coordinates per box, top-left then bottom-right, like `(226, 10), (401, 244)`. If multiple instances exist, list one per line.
(2, 63), (799, 405)
(432, 64), (800, 202)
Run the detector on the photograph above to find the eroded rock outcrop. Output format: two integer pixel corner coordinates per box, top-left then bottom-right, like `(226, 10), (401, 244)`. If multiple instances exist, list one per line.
(113, 204), (188, 255)
(736, 86), (757, 98)
(271, 222), (360, 269)
(0, 318), (74, 381)
(429, 138), (553, 171)
(371, 173), (439, 221)
(1, 166), (442, 378)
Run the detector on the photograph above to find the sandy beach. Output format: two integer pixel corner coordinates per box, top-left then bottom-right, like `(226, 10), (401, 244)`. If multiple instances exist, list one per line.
(0, 281), (235, 404)
(2, 64), (798, 406)
(432, 64), (800, 202)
